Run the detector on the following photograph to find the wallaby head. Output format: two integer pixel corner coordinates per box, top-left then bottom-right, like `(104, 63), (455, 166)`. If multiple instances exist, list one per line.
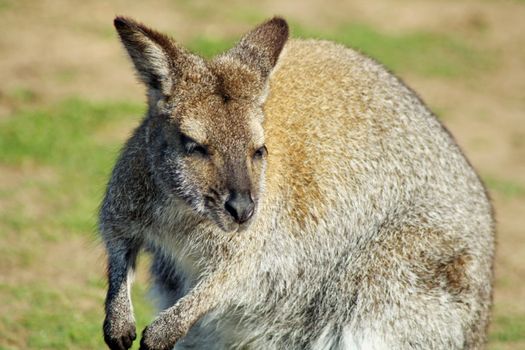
(114, 17), (289, 232)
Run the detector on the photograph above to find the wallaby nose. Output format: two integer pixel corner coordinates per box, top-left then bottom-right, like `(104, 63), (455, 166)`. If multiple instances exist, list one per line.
(225, 191), (255, 224)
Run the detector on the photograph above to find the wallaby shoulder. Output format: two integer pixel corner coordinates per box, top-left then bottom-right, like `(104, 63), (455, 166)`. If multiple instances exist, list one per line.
(99, 120), (158, 233)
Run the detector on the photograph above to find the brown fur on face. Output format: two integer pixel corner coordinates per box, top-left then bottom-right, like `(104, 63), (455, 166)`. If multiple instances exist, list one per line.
(114, 16), (288, 231)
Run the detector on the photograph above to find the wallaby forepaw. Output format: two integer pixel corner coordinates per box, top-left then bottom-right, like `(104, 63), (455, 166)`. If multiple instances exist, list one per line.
(139, 317), (182, 350)
(103, 316), (136, 350)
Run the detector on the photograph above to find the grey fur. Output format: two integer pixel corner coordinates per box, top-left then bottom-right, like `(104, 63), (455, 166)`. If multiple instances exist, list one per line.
(100, 17), (495, 350)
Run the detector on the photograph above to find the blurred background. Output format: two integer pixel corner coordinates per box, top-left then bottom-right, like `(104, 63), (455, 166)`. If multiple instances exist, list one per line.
(0, 0), (523, 349)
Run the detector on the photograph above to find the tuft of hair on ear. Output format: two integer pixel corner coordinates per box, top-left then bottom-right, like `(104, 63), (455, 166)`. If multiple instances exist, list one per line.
(114, 16), (182, 96)
(226, 17), (289, 81)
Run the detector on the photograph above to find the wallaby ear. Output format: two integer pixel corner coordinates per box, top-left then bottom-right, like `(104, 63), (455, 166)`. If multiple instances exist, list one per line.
(227, 17), (289, 81)
(114, 16), (184, 96)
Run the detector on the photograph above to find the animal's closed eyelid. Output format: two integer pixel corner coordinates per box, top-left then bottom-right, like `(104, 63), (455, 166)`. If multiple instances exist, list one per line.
(180, 133), (196, 145)
(179, 117), (208, 144)
(180, 133), (209, 156)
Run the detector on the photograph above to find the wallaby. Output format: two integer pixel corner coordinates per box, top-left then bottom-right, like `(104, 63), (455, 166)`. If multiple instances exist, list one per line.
(100, 16), (495, 350)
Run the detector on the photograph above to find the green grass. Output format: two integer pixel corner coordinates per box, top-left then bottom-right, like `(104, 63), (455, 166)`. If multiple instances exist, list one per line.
(484, 176), (525, 199)
(0, 98), (142, 166)
(490, 314), (525, 343)
(295, 22), (492, 77)
(184, 21), (493, 77)
(7, 87), (38, 104)
(0, 0), (12, 12)
(0, 98), (153, 349)
(186, 36), (236, 58)
(0, 98), (144, 236)
(0, 281), (152, 349)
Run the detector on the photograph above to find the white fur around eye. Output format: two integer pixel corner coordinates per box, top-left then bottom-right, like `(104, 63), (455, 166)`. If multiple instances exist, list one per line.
(249, 118), (265, 145)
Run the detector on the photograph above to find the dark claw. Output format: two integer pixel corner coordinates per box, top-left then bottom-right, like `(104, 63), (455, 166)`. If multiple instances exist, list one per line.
(138, 337), (148, 350)
(104, 334), (135, 350)
(122, 329), (136, 348)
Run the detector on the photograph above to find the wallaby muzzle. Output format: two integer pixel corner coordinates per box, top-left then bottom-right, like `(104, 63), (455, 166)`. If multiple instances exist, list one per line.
(225, 190), (255, 224)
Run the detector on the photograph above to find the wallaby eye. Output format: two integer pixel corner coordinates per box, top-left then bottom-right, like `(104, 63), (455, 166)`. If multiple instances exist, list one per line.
(181, 134), (208, 157)
(253, 145), (267, 160)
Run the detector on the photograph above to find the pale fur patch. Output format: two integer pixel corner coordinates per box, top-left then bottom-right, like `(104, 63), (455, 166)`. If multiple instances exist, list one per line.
(126, 268), (135, 319)
(179, 117), (208, 144)
(341, 326), (390, 350)
(249, 118), (265, 146)
(310, 323), (339, 350)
